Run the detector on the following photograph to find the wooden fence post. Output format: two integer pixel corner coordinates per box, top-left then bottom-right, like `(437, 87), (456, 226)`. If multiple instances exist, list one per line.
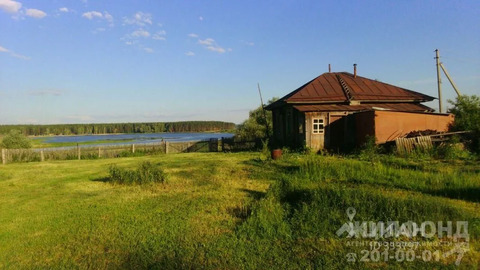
(77, 144), (81, 160)
(165, 141), (169, 154)
(221, 137), (225, 152)
(132, 144), (135, 154)
(40, 150), (45, 162)
(1, 149), (5, 165)
(98, 147), (102, 158)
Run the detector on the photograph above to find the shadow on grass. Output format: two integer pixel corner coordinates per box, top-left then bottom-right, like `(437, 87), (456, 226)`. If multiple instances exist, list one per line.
(425, 187), (480, 203)
(90, 176), (111, 183)
(242, 158), (300, 177)
(239, 188), (266, 200)
(226, 188), (266, 224)
(346, 177), (480, 203)
(227, 205), (252, 222)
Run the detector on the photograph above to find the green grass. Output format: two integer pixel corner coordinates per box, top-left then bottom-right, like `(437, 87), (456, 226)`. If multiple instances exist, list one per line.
(0, 152), (478, 269)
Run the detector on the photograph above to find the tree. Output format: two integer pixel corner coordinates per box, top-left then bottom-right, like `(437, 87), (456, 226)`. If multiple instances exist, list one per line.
(236, 98), (277, 141)
(448, 95), (480, 153)
(1, 130), (32, 149)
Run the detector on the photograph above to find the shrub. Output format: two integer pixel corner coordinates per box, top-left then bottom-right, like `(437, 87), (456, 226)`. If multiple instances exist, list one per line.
(235, 98), (278, 142)
(357, 135), (380, 161)
(448, 95), (480, 153)
(1, 130), (32, 149)
(434, 141), (471, 160)
(108, 161), (167, 185)
(259, 139), (271, 161)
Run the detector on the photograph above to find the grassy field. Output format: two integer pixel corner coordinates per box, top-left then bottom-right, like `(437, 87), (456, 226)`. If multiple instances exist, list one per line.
(0, 151), (478, 269)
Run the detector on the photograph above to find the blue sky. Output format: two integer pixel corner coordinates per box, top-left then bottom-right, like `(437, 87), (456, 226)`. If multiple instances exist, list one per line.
(0, 0), (479, 125)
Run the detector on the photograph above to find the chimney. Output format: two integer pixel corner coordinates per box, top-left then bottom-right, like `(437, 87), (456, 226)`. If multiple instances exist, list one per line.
(353, 63), (357, 78)
(328, 64), (331, 73)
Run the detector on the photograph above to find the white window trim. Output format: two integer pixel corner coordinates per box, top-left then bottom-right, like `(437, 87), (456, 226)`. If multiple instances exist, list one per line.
(312, 118), (324, 134)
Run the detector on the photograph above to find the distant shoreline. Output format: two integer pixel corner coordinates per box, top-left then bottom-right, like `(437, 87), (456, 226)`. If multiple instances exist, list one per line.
(28, 130), (235, 138)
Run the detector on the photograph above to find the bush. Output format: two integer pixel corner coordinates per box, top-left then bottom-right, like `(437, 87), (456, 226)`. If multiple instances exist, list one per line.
(259, 139), (271, 161)
(448, 95), (480, 153)
(108, 161), (167, 185)
(1, 130), (32, 149)
(357, 135), (380, 161)
(235, 98), (277, 142)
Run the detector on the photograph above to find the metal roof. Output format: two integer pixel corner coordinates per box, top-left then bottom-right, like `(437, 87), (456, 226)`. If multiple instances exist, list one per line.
(266, 72), (436, 110)
(293, 103), (434, 113)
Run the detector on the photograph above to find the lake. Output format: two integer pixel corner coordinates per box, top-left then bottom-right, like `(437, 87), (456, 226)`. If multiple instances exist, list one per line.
(35, 132), (234, 147)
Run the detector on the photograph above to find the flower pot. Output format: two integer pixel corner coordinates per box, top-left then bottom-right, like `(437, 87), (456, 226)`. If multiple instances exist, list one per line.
(271, 149), (282, 160)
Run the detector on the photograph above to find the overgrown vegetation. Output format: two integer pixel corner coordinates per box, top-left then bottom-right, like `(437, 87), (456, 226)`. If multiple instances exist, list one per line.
(0, 130), (32, 149)
(235, 98), (277, 141)
(108, 161), (167, 185)
(448, 95), (480, 153)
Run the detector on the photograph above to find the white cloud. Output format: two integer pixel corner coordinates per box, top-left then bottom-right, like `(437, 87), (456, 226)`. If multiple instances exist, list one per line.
(82, 10), (102, 19)
(82, 11), (114, 27)
(197, 38), (229, 54)
(207, 46), (226, 53)
(245, 41), (254, 46)
(185, 51), (195, 56)
(152, 30), (166, 40)
(11, 52), (30, 60)
(188, 33), (198, 38)
(59, 7), (69, 13)
(0, 45), (30, 60)
(123, 12), (152, 26)
(124, 40), (137, 46)
(104, 11), (113, 26)
(199, 16), (203, 21)
(131, 29), (150, 38)
(198, 38), (215, 46)
(143, 47), (154, 53)
(26, 8), (47, 19)
(0, 0), (21, 13)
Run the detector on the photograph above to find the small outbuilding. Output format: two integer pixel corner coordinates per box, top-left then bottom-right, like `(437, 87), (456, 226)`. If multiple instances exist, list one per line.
(266, 68), (454, 151)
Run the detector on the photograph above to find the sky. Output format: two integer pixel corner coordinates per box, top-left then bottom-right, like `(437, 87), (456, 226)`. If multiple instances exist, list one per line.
(0, 0), (479, 125)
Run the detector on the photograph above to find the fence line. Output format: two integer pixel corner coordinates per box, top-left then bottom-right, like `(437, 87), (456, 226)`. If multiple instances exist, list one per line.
(0, 138), (259, 165)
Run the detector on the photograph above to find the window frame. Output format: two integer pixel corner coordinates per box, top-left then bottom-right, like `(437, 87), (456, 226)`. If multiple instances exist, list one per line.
(312, 118), (324, 134)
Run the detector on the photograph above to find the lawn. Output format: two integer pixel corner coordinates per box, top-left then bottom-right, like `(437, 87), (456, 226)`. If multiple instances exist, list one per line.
(0, 152), (478, 269)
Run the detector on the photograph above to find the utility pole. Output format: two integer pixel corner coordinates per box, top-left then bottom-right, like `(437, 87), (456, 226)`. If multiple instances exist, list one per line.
(435, 49), (443, 113)
(439, 63), (462, 97)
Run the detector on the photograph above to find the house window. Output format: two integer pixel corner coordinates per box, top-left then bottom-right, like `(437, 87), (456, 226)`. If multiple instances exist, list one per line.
(312, 118), (324, 134)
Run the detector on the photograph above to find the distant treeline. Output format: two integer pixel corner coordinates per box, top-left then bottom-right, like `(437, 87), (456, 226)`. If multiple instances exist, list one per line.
(0, 121), (236, 136)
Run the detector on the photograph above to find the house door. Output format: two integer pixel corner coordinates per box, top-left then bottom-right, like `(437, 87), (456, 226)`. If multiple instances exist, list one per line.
(309, 115), (325, 150)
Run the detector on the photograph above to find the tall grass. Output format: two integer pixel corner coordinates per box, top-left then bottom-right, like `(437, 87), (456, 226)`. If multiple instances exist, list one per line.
(227, 154), (480, 269)
(108, 161), (167, 185)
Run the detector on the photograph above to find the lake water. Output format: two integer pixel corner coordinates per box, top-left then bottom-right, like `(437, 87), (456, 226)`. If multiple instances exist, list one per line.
(35, 132), (234, 147)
